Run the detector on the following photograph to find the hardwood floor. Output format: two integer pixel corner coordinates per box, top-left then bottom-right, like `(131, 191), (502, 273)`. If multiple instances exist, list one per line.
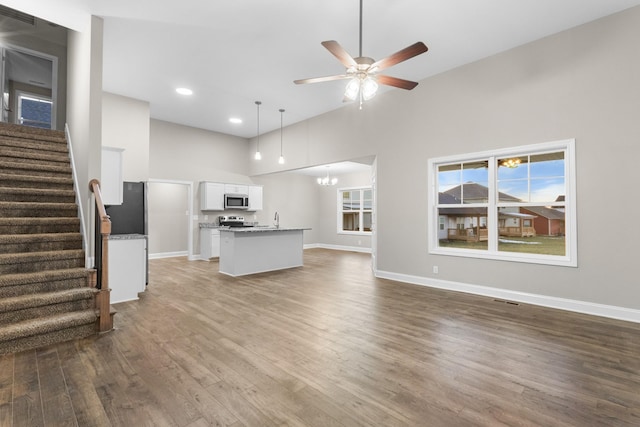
(1, 248), (639, 426)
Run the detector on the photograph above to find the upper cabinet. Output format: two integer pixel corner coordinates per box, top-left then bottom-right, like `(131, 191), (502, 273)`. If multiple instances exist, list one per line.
(200, 181), (263, 211)
(101, 147), (124, 205)
(248, 185), (263, 211)
(224, 183), (248, 194)
(200, 182), (225, 211)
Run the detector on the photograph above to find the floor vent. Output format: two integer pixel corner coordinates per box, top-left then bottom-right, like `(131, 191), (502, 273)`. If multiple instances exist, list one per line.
(0, 6), (36, 26)
(494, 299), (520, 306)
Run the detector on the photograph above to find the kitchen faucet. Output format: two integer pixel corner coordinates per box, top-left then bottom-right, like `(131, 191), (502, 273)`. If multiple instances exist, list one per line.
(274, 211), (279, 228)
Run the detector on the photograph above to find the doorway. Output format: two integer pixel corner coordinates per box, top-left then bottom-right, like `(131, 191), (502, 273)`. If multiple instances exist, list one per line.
(147, 180), (194, 259)
(1, 45), (57, 129)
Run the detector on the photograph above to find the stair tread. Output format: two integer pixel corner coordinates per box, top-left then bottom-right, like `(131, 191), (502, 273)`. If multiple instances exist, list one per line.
(0, 249), (84, 264)
(0, 267), (90, 287)
(0, 201), (78, 208)
(0, 172), (73, 183)
(0, 160), (71, 171)
(0, 310), (97, 343)
(0, 148), (70, 162)
(0, 187), (75, 195)
(0, 288), (96, 313)
(0, 217), (79, 225)
(0, 232), (82, 243)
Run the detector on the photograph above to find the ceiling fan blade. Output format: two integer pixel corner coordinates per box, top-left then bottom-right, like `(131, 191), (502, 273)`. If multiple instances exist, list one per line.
(294, 74), (351, 85)
(377, 75), (419, 90)
(321, 40), (358, 68)
(370, 42), (428, 72)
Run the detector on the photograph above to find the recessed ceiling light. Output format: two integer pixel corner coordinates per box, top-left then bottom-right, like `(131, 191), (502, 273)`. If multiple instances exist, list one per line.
(176, 87), (193, 96)
(229, 117), (242, 124)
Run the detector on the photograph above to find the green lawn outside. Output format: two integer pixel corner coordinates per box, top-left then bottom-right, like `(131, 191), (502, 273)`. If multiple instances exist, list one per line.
(439, 236), (565, 256)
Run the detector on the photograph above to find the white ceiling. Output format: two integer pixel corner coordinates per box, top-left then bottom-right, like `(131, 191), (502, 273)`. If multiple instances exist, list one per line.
(91, 0), (640, 139)
(8, 0), (640, 139)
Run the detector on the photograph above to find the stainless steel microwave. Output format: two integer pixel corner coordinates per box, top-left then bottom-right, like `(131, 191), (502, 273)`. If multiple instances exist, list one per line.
(224, 193), (249, 210)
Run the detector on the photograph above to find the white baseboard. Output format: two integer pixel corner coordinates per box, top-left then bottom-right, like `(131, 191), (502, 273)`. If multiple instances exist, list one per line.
(375, 269), (640, 324)
(149, 251), (188, 260)
(304, 243), (372, 254)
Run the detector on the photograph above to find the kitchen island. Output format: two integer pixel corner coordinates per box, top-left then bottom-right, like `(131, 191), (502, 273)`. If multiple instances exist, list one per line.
(219, 227), (310, 277)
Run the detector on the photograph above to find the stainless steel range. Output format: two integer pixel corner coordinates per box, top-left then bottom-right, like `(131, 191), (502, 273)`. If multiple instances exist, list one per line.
(218, 215), (251, 227)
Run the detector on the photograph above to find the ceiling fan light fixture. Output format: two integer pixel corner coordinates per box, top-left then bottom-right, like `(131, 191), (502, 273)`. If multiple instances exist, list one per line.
(361, 77), (378, 100)
(344, 78), (360, 100)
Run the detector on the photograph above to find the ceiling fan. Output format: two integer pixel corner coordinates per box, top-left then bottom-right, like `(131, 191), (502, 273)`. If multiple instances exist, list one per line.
(294, 0), (428, 108)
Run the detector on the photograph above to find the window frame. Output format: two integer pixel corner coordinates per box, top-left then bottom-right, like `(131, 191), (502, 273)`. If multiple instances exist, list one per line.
(337, 186), (373, 235)
(428, 139), (577, 267)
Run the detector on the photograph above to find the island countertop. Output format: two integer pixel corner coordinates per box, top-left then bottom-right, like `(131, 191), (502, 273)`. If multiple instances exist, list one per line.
(219, 227), (310, 233)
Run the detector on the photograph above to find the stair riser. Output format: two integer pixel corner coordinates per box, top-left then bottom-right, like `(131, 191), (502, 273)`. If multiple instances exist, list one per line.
(0, 221), (80, 234)
(0, 298), (94, 324)
(0, 178), (73, 190)
(0, 277), (88, 298)
(0, 192), (76, 204)
(0, 323), (96, 356)
(0, 207), (78, 218)
(0, 154), (70, 167)
(0, 138), (68, 154)
(0, 164), (72, 178)
(0, 257), (85, 275)
(0, 239), (83, 254)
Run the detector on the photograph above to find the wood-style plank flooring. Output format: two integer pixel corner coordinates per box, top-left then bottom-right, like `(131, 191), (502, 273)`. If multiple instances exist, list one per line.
(1, 249), (640, 426)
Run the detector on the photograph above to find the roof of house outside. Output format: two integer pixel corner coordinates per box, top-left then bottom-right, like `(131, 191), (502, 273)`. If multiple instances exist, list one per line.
(522, 206), (566, 220)
(444, 182), (520, 202)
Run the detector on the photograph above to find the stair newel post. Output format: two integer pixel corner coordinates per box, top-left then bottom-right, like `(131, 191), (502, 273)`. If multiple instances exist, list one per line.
(89, 179), (113, 332)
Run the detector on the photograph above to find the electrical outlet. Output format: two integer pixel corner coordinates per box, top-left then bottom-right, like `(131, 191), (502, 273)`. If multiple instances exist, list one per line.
(204, 215), (209, 220)
(433, 266), (439, 274)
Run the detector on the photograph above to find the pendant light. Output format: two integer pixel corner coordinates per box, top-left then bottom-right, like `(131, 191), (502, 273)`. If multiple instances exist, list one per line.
(254, 101), (262, 160)
(278, 108), (285, 164)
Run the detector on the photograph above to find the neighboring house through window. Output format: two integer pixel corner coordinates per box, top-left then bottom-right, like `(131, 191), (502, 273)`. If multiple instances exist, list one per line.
(338, 187), (372, 234)
(17, 91), (52, 129)
(428, 139), (576, 267)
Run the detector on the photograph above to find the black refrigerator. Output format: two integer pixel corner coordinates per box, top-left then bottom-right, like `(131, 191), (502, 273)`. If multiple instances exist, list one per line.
(105, 181), (148, 284)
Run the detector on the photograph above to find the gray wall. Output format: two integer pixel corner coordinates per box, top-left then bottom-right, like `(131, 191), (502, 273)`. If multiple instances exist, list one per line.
(102, 92), (150, 181)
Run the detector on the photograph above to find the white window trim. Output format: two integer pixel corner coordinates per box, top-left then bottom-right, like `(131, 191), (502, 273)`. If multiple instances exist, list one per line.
(337, 186), (372, 236)
(428, 139), (577, 267)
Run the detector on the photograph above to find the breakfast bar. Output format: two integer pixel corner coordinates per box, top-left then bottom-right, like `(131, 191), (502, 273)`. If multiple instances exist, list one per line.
(218, 227), (310, 277)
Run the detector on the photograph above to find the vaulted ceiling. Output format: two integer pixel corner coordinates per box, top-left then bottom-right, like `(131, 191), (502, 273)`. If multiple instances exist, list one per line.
(5, 1), (640, 138)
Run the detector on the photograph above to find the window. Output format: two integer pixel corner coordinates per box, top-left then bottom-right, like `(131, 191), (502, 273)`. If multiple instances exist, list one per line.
(17, 92), (52, 129)
(338, 187), (372, 234)
(428, 139), (576, 267)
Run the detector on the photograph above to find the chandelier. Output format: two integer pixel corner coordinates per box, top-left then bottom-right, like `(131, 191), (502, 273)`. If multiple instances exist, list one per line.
(317, 166), (338, 186)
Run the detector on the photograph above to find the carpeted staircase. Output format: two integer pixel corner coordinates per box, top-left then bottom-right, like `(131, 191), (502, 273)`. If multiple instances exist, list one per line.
(0, 122), (105, 355)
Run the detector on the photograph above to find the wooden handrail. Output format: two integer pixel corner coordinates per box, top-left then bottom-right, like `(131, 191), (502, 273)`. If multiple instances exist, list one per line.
(89, 179), (113, 332)
(89, 179), (112, 235)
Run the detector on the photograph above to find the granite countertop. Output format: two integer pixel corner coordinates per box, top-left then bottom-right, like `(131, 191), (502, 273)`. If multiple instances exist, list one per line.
(108, 234), (147, 240)
(219, 227), (311, 233)
(199, 223), (227, 229)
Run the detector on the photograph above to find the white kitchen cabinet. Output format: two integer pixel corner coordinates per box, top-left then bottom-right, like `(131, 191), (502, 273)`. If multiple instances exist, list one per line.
(200, 228), (221, 259)
(224, 183), (249, 194)
(108, 236), (146, 303)
(248, 185), (263, 211)
(200, 182), (225, 211)
(101, 147), (124, 205)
